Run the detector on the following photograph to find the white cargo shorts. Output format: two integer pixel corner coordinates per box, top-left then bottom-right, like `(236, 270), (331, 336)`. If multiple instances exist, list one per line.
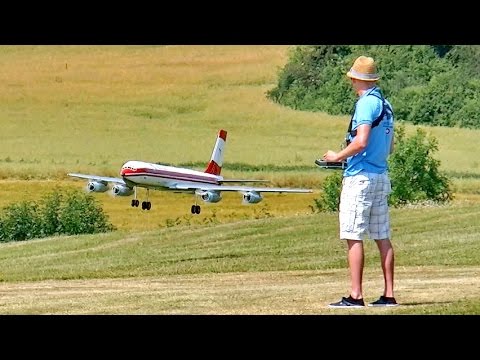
(339, 172), (392, 241)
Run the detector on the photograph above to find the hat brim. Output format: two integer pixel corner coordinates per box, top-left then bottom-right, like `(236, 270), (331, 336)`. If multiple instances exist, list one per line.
(347, 71), (379, 82)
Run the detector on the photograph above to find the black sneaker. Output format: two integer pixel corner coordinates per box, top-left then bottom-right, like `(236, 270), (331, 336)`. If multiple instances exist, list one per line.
(328, 296), (365, 308)
(368, 296), (399, 307)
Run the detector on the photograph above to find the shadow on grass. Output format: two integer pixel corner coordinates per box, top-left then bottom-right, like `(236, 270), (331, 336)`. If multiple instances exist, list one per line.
(397, 300), (453, 306)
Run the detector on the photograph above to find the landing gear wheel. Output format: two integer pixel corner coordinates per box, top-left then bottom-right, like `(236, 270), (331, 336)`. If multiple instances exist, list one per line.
(191, 204), (201, 214)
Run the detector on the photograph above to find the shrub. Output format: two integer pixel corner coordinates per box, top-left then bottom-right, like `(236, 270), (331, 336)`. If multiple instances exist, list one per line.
(38, 191), (62, 237)
(0, 189), (116, 242)
(57, 190), (116, 235)
(0, 201), (42, 241)
(388, 125), (453, 206)
(311, 171), (343, 213)
(311, 124), (453, 212)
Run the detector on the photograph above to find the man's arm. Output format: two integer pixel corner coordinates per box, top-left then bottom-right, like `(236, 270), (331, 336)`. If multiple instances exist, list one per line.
(323, 124), (370, 162)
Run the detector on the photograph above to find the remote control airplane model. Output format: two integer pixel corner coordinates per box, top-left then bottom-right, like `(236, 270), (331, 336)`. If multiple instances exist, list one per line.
(68, 129), (312, 214)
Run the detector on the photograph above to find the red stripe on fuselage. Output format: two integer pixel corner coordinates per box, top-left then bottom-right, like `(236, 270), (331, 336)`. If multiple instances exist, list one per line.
(121, 167), (219, 185)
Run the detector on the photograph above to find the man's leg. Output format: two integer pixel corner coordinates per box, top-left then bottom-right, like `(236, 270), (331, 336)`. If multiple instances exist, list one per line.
(347, 239), (364, 300)
(375, 239), (395, 298)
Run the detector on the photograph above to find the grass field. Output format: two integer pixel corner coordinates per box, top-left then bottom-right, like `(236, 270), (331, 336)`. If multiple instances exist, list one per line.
(0, 45), (479, 314)
(0, 203), (479, 314)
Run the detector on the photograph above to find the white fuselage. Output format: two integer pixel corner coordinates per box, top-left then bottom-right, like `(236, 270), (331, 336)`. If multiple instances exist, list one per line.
(120, 160), (221, 191)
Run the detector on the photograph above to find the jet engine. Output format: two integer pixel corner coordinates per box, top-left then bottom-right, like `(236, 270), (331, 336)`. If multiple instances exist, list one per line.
(242, 191), (263, 204)
(112, 184), (134, 196)
(87, 181), (108, 193)
(200, 191), (222, 203)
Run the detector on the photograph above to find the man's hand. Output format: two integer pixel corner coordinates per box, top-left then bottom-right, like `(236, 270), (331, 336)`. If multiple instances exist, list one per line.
(323, 150), (340, 162)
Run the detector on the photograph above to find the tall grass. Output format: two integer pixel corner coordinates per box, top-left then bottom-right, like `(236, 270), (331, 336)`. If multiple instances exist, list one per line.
(1, 46), (479, 180)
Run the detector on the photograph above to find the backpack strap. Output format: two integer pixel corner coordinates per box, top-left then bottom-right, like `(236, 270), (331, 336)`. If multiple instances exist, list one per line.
(346, 90), (392, 142)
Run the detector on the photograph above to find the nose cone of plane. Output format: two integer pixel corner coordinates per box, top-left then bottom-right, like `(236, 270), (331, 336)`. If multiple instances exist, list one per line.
(120, 163), (131, 176)
(120, 162), (137, 176)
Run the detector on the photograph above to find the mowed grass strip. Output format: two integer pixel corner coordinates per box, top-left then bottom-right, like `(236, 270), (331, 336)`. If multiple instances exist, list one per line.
(0, 267), (478, 315)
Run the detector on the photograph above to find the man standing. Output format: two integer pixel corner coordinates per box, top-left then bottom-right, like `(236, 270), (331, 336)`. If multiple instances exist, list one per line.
(323, 56), (398, 308)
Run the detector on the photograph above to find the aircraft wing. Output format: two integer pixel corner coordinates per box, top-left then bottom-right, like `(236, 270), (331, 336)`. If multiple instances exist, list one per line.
(67, 173), (126, 185)
(219, 179), (270, 183)
(173, 183), (312, 193)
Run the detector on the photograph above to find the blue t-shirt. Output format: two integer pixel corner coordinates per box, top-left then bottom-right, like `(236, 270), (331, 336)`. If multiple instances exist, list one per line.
(344, 87), (394, 177)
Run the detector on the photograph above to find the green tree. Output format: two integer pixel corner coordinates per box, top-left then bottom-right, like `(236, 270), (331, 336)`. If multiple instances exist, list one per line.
(268, 45), (480, 129)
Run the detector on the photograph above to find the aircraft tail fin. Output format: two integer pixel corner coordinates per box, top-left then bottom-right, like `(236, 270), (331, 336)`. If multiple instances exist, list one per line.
(204, 129), (227, 175)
